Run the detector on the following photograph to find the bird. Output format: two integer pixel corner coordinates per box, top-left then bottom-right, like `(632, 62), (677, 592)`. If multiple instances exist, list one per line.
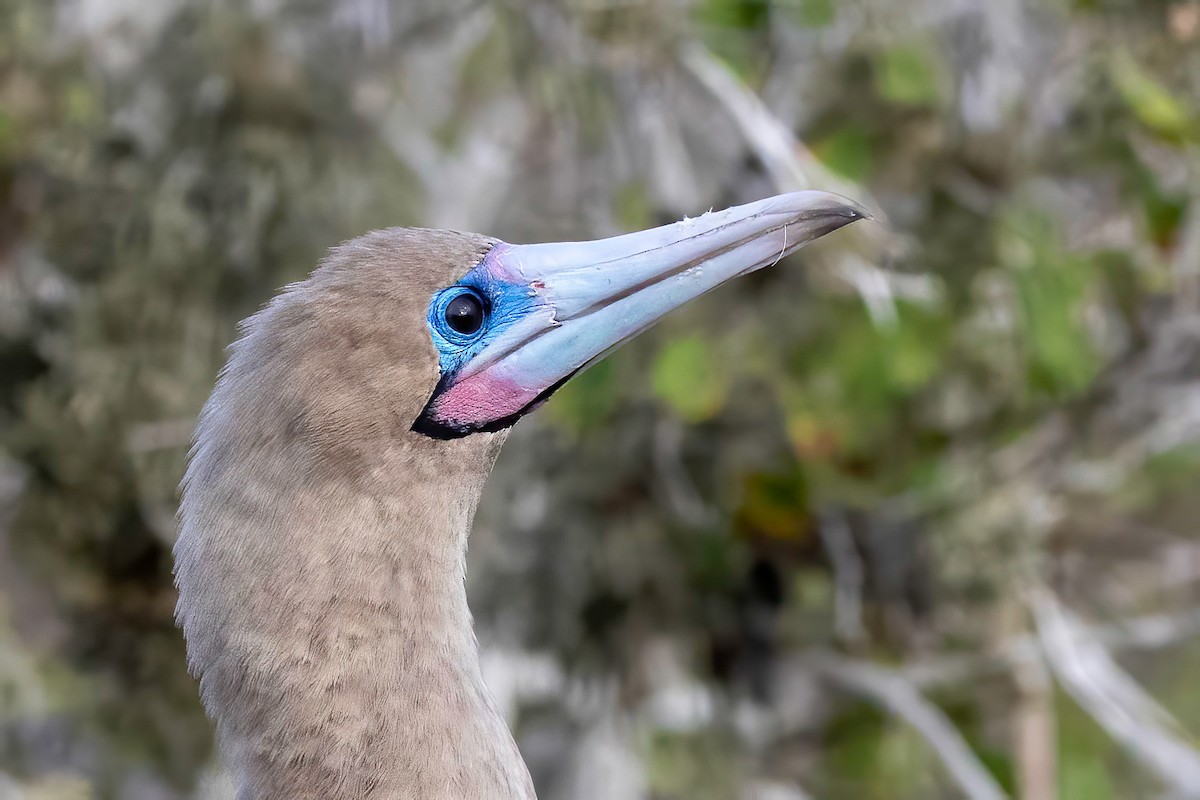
(173, 190), (865, 800)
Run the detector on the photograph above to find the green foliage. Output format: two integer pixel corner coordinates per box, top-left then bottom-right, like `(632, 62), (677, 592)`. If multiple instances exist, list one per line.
(695, 0), (771, 32)
(821, 704), (941, 798)
(692, 0), (772, 80)
(1057, 691), (1122, 799)
(792, 0), (836, 28)
(545, 356), (623, 432)
(1001, 214), (1101, 398)
(1111, 51), (1196, 143)
(652, 335), (730, 423)
(813, 124), (875, 183)
(875, 45), (943, 107)
(643, 729), (743, 799)
(735, 468), (811, 541)
(4, 0), (1200, 797)
(1114, 445), (1200, 512)
(613, 180), (654, 232)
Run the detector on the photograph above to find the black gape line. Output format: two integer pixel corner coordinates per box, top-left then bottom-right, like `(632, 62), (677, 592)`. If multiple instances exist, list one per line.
(411, 368), (581, 440)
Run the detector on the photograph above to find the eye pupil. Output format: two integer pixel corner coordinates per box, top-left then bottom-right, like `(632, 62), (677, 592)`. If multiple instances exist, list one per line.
(444, 293), (484, 335)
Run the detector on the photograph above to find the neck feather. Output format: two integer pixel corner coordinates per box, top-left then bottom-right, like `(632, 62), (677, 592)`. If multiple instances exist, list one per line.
(175, 429), (532, 800)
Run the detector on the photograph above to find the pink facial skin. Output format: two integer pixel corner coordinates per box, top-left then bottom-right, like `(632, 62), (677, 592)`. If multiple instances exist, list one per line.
(423, 368), (541, 435)
(483, 243), (523, 283)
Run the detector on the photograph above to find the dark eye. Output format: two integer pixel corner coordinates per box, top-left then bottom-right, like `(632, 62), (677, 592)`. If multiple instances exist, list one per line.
(444, 292), (484, 335)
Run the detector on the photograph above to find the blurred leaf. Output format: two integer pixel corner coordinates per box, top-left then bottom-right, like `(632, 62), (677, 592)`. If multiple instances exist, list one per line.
(785, 302), (947, 459)
(792, 567), (832, 608)
(684, 529), (748, 593)
(63, 81), (100, 127)
(813, 124), (874, 182)
(824, 705), (939, 798)
(546, 356), (621, 432)
(1131, 161), (1189, 251)
(1158, 640), (1200, 743)
(735, 470), (811, 541)
(692, 0), (771, 80)
(823, 704), (889, 793)
(881, 312), (943, 391)
(875, 45), (941, 106)
(785, 406), (845, 461)
(1001, 215), (1100, 398)
(1058, 691), (1119, 800)
(651, 335), (729, 423)
(614, 180), (653, 231)
(793, 0), (836, 27)
(1113, 445), (1200, 512)
(1111, 51), (1195, 143)
(643, 729), (743, 799)
(695, 0), (770, 30)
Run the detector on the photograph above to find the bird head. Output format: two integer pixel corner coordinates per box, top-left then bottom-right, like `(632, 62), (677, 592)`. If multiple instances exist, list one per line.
(410, 191), (865, 439)
(198, 191), (865, 486)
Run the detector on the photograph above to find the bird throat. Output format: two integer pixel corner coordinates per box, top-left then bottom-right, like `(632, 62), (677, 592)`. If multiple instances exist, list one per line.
(176, 436), (535, 799)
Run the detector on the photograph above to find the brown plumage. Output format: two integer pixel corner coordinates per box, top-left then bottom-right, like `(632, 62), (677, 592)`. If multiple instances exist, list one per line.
(176, 230), (532, 799)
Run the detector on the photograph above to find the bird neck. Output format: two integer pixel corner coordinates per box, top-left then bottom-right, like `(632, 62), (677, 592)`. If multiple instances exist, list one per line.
(177, 443), (535, 800)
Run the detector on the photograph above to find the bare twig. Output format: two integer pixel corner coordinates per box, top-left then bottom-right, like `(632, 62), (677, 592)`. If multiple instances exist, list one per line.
(903, 606), (1200, 689)
(1031, 589), (1200, 797)
(679, 43), (926, 323)
(1012, 653), (1057, 800)
(678, 45), (858, 200)
(653, 417), (715, 528)
(816, 511), (866, 645)
(744, 780), (813, 800)
(813, 655), (1009, 800)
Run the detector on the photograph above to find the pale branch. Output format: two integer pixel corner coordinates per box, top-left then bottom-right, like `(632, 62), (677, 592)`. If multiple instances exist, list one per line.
(743, 780), (814, 800)
(678, 43), (932, 320)
(1031, 588), (1200, 797)
(903, 607), (1200, 689)
(653, 417), (715, 529)
(677, 43), (859, 200)
(816, 511), (866, 645)
(812, 655), (1009, 800)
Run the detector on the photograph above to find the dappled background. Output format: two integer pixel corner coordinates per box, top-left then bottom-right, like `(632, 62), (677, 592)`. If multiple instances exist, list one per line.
(3, 0), (1200, 798)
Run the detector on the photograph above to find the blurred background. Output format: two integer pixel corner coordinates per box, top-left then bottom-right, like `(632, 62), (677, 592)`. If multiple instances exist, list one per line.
(2, 0), (1200, 798)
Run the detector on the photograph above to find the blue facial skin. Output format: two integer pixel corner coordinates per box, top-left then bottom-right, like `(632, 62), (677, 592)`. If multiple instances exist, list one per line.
(425, 263), (539, 378)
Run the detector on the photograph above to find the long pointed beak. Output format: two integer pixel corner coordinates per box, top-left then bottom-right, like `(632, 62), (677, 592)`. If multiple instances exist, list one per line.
(413, 191), (867, 438)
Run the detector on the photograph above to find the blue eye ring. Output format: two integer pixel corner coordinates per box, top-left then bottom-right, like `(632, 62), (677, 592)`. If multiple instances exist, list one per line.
(431, 286), (489, 346)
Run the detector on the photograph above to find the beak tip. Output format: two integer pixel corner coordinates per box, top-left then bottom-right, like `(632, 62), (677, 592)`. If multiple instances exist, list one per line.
(772, 190), (873, 229)
(849, 204), (875, 223)
(807, 195), (873, 240)
(819, 193), (874, 224)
